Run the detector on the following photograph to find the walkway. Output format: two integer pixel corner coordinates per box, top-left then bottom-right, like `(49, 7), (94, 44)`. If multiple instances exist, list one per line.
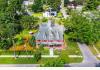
(0, 55), (59, 58)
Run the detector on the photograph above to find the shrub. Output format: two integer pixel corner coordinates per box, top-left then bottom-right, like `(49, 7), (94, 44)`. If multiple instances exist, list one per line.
(43, 58), (65, 67)
(59, 50), (70, 63)
(29, 36), (36, 47)
(42, 18), (48, 23)
(0, 38), (13, 50)
(33, 50), (41, 62)
(16, 37), (24, 46)
(42, 51), (69, 67)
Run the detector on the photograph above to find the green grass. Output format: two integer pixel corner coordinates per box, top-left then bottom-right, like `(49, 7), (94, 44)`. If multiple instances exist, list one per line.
(57, 12), (63, 18)
(41, 48), (49, 55)
(0, 57), (83, 64)
(38, 58), (57, 64)
(0, 57), (57, 64)
(0, 49), (49, 55)
(54, 34), (82, 55)
(66, 41), (81, 55)
(64, 34), (82, 55)
(88, 41), (100, 60)
(15, 29), (38, 39)
(97, 57), (100, 60)
(95, 41), (100, 52)
(0, 51), (34, 55)
(88, 46), (97, 55)
(32, 12), (43, 17)
(0, 57), (36, 64)
(39, 57), (82, 64)
(69, 58), (83, 63)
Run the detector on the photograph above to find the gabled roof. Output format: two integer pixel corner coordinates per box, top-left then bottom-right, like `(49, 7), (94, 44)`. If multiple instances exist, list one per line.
(34, 20), (65, 45)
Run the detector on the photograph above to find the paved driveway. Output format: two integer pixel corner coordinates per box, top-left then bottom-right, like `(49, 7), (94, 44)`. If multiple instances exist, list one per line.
(65, 43), (100, 67)
(77, 43), (99, 63)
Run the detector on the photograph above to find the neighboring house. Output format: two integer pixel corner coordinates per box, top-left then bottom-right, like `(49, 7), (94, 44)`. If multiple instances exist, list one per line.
(76, 5), (83, 12)
(43, 11), (57, 17)
(97, 5), (100, 11)
(66, 0), (83, 11)
(22, 0), (34, 16)
(23, 0), (34, 6)
(34, 20), (65, 46)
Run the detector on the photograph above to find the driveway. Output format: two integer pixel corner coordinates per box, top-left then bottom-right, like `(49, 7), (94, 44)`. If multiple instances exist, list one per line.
(77, 43), (99, 63)
(65, 43), (100, 67)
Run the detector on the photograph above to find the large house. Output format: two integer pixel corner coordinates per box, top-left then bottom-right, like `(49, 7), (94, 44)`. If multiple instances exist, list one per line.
(34, 20), (65, 46)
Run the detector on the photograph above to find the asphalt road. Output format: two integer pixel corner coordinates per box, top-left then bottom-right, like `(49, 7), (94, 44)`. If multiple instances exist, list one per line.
(0, 64), (40, 67)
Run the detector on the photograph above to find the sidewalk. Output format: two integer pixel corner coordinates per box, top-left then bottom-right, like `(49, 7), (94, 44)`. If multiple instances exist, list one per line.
(0, 55), (82, 58)
(0, 55), (59, 58)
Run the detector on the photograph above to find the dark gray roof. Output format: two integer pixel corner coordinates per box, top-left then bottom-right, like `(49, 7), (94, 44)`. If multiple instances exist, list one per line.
(34, 20), (65, 45)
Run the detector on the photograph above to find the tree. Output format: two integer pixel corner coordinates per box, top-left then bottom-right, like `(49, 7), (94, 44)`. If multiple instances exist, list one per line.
(47, 0), (61, 11)
(29, 36), (36, 47)
(64, 12), (100, 44)
(0, 38), (13, 50)
(0, 0), (23, 49)
(43, 57), (68, 67)
(83, 0), (100, 11)
(20, 16), (38, 30)
(16, 37), (24, 46)
(43, 4), (50, 11)
(32, 0), (43, 12)
(6, 0), (23, 20)
(0, 0), (8, 11)
(42, 50), (69, 67)
(74, 0), (85, 5)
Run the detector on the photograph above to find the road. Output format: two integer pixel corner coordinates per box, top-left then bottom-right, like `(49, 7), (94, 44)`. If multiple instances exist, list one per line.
(60, 0), (68, 18)
(0, 64), (40, 67)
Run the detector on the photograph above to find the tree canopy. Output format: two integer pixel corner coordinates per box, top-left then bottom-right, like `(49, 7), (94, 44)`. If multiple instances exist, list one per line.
(83, 0), (100, 11)
(64, 12), (100, 44)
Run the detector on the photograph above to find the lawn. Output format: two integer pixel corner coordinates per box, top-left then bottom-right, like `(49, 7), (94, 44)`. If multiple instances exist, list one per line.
(0, 50), (34, 55)
(0, 57), (36, 64)
(32, 12), (43, 17)
(15, 29), (38, 39)
(88, 46), (97, 55)
(0, 48), (49, 55)
(95, 41), (100, 52)
(88, 41), (100, 60)
(0, 57), (58, 64)
(69, 58), (83, 63)
(0, 57), (82, 64)
(54, 34), (82, 55)
(57, 12), (63, 18)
